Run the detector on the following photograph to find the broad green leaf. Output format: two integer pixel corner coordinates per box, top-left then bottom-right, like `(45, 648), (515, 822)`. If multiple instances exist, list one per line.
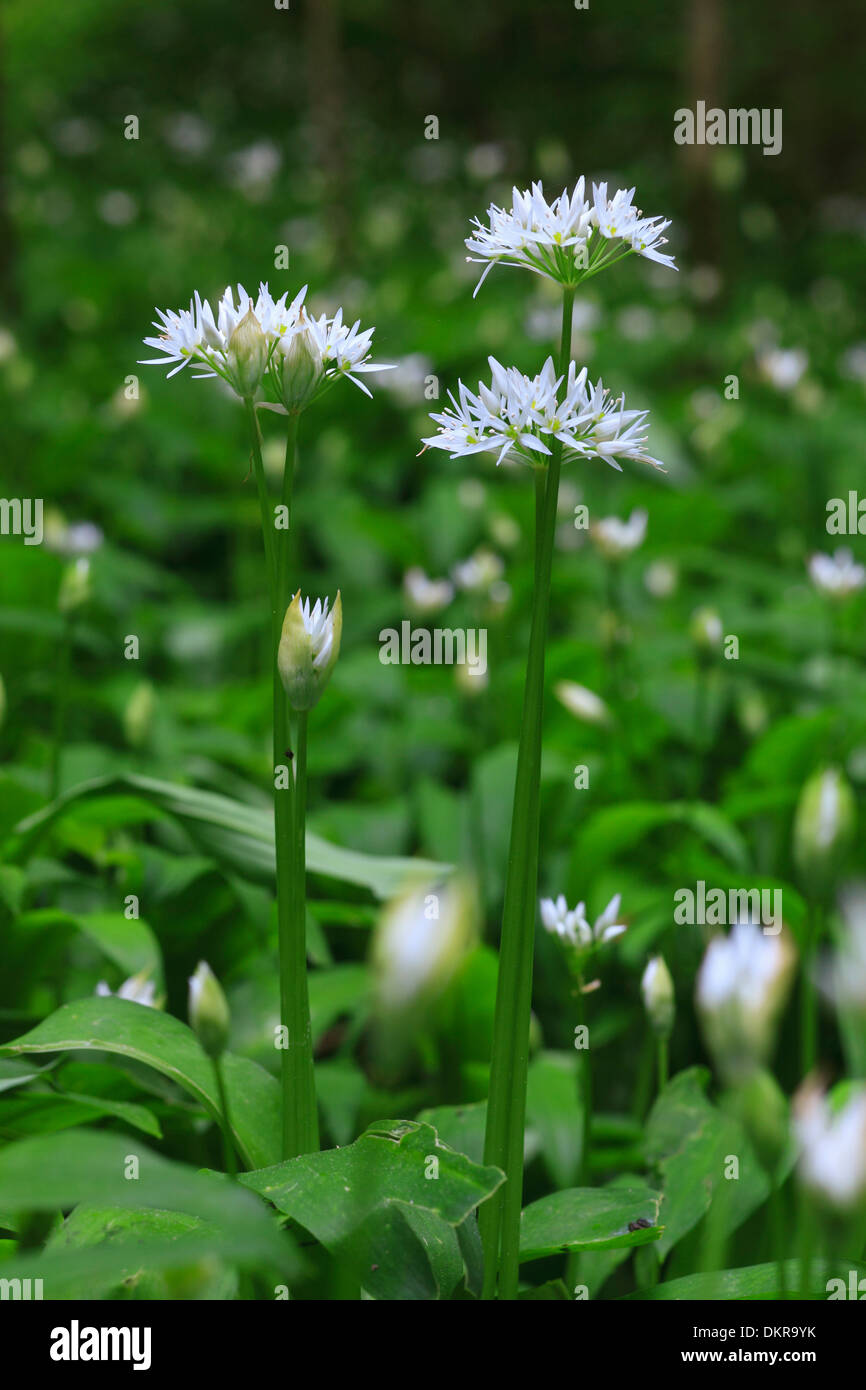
(519, 1186), (663, 1262)
(417, 1101), (488, 1165)
(575, 801), (749, 873)
(1, 997), (281, 1168)
(0, 1130), (300, 1289)
(645, 1067), (769, 1258)
(11, 773), (451, 899)
(43, 1205), (238, 1299)
(0, 1059), (47, 1095)
(240, 1119), (503, 1299)
(14, 908), (161, 980)
(0, 1088), (161, 1139)
(626, 1258), (866, 1301)
(526, 1051), (584, 1189)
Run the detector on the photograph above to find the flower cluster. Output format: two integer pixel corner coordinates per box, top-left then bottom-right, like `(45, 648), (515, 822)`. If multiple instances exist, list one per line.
(808, 547), (866, 599)
(466, 177), (677, 295)
(141, 282), (392, 405)
(696, 921), (796, 1083)
(540, 892), (627, 952)
(423, 357), (663, 472)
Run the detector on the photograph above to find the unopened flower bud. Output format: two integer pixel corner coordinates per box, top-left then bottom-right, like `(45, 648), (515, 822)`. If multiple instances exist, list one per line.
(277, 313), (323, 411)
(123, 680), (156, 748)
(793, 767), (856, 896)
(641, 955), (675, 1037)
(277, 591), (342, 711)
(188, 960), (230, 1058)
(58, 557), (91, 614)
(227, 307), (268, 397)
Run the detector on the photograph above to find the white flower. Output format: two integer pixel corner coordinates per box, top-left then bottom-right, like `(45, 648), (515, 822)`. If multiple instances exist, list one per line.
(591, 182), (677, 271)
(644, 559), (678, 598)
(373, 877), (476, 1011)
(539, 893), (627, 952)
(451, 547), (505, 593)
(403, 567), (454, 613)
(808, 548), (866, 599)
(591, 508), (648, 560)
(423, 357), (664, 473)
(554, 680), (610, 726)
(141, 281), (392, 404)
(794, 1082), (866, 1211)
(96, 971), (158, 1008)
(757, 346), (808, 391)
(465, 177), (676, 295)
(696, 923), (796, 1081)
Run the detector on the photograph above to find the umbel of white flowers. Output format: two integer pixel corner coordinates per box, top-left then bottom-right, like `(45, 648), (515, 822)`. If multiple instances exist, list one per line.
(696, 921), (796, 1084)
(423, 358), (664, 473)
(277, 591), (342, 711)
(141, 282), (393, 406)
(794, 1080), (866, 1212)
(808, 547), (866, 600)
(540, 893), (627, 954)
(465, 177), (677, 296)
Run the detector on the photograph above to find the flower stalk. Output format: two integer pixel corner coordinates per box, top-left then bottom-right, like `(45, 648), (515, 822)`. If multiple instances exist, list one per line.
(480, 288), (574, 1301)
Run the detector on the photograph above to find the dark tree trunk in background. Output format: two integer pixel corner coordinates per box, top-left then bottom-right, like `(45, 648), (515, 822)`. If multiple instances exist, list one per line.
(305, 0), (351, 265)
(682, 0), (725, 265)
(0, 14), (19, 315)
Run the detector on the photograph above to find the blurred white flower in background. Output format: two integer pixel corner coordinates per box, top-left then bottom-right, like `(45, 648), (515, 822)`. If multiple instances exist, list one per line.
(372, 877), (477, 1013)
(696, 922), (796, 1083)
(96, 971), (158, 1008)
(644, 558), (678, 598)
(808, 547), (866, 599)
(794, 1081), (866, 1211)
(403, 566), (454, 614)
(554, 680), (610, 726)
(590, 507), (648, 561)
(451, 546), (504, 594)
(757, 346), (808, 391)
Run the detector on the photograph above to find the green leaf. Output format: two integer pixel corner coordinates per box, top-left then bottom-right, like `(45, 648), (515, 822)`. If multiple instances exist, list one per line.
(0, 997), (281, 1168)
(519, 1186), (663, 1262)
(575, 801), (749, 873)
(625, 1259), (866, 1301)
(0, 1088), (161, 1139)
(0, 1060), (48, 1096)
(645, 1067), (770, 1258)
(526, 1051), (584, 1189)
(42, 1205), (238, 1299)
(240, 1119), (504, 1300)
(0, 1130), (300, 1291)
(11, 773), (451, 899)
(14, 908), (161, 980)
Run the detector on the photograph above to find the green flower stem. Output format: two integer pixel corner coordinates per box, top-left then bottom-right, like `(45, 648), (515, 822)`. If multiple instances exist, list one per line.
(657, 1035), (669, 1093)
(282, 706), (318, 1156)
(212, 1055), (238, 1178)
(244, 401), (318, 1159)
(480, 288), (574, 1301)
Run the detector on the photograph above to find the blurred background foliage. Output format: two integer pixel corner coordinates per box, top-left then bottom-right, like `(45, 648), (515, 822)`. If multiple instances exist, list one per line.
(0, 0), (865, 1283)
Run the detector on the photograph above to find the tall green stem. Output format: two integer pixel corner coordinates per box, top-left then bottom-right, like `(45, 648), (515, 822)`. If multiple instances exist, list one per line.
(480, 289), (574, 1300)
(244, 401), (317, 1159)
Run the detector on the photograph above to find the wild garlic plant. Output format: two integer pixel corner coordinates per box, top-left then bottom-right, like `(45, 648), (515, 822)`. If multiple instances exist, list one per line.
(424, 177), (677, 1299)
(142, 282), (391, 1159)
